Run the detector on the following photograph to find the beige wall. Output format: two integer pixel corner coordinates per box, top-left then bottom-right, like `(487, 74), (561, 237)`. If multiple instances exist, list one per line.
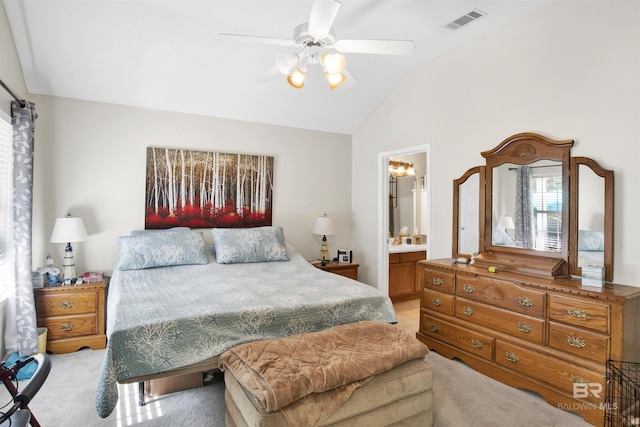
(353, 1), (640, 286)
(32, 96), (353, 275)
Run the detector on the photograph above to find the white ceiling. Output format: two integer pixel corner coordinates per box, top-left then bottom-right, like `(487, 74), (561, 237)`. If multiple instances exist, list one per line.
(3, 0), (555, 135)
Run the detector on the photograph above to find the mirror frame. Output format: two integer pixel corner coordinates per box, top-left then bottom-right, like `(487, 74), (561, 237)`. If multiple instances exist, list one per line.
(569, 157), (614, 282)
(452, 166), (485, 258)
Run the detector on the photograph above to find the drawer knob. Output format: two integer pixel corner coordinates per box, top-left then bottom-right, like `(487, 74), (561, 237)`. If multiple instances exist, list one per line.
(517, 322), (533, 333)
(59, 300), (74, 309)
(432, 277), (443, 286)
(567, 307), (587, 318)
(567, 336), (586, 348)
(428, 324), (439, 333)
(60, 322), (74, 332)
(463, 284), (474, 293)
(505, 352), (520, 363)
(462, 306), (475, 316)
(432, 298), (442, 307)
(470, 339), (483, 349)
(518, 297), (534, 307)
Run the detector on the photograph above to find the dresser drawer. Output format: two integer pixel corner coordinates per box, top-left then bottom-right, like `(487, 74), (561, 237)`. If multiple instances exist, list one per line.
(548, 295), (609, 333)
(422, 289), (454, 316)
(455, 275), (545, 317)
(548, 322), (609, 364)
(422, 269), (454, 294)
(456, 297), (545, 345)
(36, 291), (98, 317)
(420, 313), (494, 360)
(496, 340), (605, 404)
(39, 314), (98, 340)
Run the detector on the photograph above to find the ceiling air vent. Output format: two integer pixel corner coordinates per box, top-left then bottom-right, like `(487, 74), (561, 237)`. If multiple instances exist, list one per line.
(445, 9), (486, 30)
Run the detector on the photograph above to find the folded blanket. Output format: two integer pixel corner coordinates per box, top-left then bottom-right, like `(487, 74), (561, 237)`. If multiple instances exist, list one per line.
(219, 320), (429, 423)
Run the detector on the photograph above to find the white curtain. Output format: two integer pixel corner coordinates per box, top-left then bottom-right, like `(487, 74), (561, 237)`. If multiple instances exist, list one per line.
(514, 166), (533, 249)
(4, 100), (38, 356)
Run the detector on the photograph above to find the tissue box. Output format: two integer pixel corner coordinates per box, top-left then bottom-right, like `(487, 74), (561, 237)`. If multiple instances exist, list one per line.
(582, 265), (604, 287)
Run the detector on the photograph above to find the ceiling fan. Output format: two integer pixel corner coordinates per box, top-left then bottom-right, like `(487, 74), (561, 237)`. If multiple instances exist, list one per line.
(216, 0), (415, 90)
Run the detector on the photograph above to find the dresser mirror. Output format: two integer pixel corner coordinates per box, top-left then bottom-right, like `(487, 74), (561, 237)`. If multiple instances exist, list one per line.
(452, 166), (484, 258)
(452, 132), (614, 280)
(569, 157), (614, 281)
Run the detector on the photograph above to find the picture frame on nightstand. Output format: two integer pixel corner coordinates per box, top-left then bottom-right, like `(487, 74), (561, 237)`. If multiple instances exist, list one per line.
(337, 249), (352, 264)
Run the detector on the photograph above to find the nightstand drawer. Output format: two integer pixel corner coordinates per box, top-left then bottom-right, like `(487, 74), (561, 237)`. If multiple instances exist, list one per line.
(36, 292), (98, 317)
(39, 314), (98, 340)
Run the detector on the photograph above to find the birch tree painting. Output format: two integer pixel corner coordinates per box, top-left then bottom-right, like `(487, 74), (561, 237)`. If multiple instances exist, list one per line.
(145, 147), (273, 229)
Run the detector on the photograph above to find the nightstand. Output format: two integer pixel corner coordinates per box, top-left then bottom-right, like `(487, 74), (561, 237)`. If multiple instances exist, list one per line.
(34, 279), (108, 354)
(312, 261), (359, 280)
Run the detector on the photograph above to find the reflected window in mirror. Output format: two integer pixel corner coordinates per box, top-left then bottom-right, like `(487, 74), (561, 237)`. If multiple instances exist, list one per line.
(491, 160), (563, 252)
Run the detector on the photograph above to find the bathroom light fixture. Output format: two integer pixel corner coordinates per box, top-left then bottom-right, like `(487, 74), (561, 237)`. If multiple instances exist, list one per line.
(388, 160), (416, 177)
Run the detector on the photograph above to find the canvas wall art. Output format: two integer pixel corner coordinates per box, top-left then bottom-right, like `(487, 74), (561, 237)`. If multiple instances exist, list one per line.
(145, 147), (273, 229)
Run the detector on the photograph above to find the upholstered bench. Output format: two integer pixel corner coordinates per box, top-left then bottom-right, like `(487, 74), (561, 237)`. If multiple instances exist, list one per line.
(219, 321), (433, 427)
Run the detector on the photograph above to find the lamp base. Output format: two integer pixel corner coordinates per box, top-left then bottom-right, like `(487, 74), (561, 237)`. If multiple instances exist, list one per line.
(320, 235), (329, 264)
(62, 242), (77, 283)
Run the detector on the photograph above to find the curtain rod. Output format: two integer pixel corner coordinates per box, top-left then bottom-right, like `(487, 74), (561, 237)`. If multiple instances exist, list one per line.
(0, 79), (26, 108)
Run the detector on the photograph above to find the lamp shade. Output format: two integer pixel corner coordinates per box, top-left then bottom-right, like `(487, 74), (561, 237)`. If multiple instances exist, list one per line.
(497, 215), (515, 230)
(313, 216), (336, 236)
(50, 217), (88, 243)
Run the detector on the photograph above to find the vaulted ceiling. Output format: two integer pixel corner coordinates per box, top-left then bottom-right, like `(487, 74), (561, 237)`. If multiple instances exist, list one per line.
(3, 0), (555, 134)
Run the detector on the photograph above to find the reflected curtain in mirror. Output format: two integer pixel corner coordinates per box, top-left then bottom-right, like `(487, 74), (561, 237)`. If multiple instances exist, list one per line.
(515, 166), (533, 249)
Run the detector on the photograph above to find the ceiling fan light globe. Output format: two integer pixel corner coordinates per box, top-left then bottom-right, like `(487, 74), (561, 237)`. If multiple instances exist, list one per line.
(287, 68), (306, 89)
(276, 53), (299, 75)
(325, 72), (346, 90)
(322, 53), (345, 74)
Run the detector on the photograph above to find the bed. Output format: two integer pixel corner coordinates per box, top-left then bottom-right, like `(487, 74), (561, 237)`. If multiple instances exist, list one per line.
(95, 226), (397, 418)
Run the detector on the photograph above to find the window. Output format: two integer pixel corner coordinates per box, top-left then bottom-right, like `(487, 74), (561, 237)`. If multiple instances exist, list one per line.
(0, 110), (12, 300)
(531, 168), (562, 251)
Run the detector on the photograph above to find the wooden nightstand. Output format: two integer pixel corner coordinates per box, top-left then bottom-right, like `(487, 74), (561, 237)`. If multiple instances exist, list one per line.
(312, 261), (359, 280)
(34, 279), (108, 354)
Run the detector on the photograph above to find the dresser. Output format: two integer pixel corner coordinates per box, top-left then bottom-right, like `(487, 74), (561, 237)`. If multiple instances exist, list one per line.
(34, 280), (108, 354)
(416, 259), (640, 426)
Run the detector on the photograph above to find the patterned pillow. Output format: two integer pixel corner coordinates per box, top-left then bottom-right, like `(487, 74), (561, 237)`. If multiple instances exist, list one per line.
(117, 230), (208, 270)
(211, 226), (289, 264)
(578, 230), (605, 251)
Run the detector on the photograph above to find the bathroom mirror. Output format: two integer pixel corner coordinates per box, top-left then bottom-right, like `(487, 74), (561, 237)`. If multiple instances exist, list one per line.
(569, 157), (614, 281)
(452, 166), (485, 258)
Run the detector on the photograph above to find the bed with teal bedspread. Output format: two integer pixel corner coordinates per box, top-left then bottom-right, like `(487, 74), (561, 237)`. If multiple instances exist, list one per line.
(95, 233), (397, 418)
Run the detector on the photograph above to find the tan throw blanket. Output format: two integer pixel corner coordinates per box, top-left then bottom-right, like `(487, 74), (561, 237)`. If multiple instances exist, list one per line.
(219, 321), (429, 425)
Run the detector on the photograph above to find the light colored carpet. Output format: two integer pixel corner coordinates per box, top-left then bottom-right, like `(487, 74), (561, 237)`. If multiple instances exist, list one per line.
(2, 315), (593, 426)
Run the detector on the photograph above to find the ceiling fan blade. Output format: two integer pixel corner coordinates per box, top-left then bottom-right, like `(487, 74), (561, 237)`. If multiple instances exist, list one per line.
(335, 39), (415, 55)
(257, 66), (283, 83)
(216, 33), (293, 47)
(308, 0), (342, 37)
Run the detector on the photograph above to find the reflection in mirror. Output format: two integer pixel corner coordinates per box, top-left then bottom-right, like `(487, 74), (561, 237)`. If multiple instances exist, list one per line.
(453, 166), (484, 258)
(576, 164), (605, 267)
(492, 160), (562, 252)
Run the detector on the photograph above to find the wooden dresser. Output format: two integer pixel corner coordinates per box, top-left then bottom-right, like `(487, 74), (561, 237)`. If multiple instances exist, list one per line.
(34, 280), (108, 354)
(416, 259), (640, 425)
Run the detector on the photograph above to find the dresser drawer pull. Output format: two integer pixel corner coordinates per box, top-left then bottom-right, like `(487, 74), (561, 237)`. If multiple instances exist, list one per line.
(505, 352), (520, 363)
(518, 297), (534, 307)
(60, 322), (74, 332)
(517, 322), (533, 333)
(571, 375), (588, 384)
(432, 277), (443, 286)
(470, 339), (483, 349)
(428, 324), (439, 333)
(567, 307), (587, 318)
(463, 284), (474, 293)
(462, 306), (475, 316)
(567, 336), (586, 348)
(432, 298), (442, 307)
(59, 300), (75, 309)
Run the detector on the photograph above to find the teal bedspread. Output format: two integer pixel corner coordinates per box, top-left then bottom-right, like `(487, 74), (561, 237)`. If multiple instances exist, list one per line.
(95, 244), (396, 418)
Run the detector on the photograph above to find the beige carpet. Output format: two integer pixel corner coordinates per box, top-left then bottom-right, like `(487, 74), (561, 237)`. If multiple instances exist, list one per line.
(1, 301), (592, 426)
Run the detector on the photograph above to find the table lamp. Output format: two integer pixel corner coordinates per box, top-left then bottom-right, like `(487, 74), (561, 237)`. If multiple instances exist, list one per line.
(313, 214), (336, 265)
(50, 216), (87, 282)
(497, 215), (515, 239)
